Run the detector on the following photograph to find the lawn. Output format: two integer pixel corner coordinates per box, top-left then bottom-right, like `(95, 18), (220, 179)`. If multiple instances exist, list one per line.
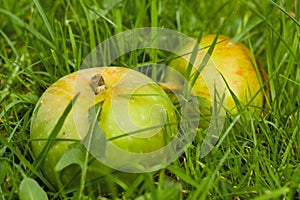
(0, 0), (299, 199)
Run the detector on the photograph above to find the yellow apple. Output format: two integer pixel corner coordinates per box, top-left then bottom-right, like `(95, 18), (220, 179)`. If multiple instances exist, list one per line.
(167, 35), (267, 116)
(30, 67), (177, 190)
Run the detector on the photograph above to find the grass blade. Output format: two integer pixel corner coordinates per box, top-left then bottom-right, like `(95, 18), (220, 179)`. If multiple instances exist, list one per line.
(167, 165), (199, 188)
(0, 135), (55, 190)
(0, 8), (56, 51)
(33, 0), (55, 40)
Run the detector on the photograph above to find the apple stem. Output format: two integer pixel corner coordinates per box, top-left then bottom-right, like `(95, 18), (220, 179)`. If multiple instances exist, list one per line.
(90, 74), (106, 95)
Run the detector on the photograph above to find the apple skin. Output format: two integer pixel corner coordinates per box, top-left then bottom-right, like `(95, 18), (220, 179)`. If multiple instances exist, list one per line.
(167, 35), (267, 115)
(30, 67), (177, 190)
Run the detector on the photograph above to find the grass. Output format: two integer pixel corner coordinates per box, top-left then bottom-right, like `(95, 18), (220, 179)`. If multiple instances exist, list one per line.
(0, 0), (299, 199)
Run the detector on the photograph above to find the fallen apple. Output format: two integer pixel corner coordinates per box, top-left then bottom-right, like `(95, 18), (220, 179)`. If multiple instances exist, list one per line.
(30, 67), (178, 190)
(166, 35), (267, 116)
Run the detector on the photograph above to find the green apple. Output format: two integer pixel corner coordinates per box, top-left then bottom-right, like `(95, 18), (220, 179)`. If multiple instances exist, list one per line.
(167, 35), (267, 115)
(30, 67), (177, 190)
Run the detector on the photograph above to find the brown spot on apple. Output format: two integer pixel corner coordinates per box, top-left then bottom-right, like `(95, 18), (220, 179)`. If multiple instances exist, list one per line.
(235, 69), (243, 76)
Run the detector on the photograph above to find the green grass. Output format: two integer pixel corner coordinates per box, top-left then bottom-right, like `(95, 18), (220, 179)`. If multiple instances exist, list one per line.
(1, 0), (299, 199)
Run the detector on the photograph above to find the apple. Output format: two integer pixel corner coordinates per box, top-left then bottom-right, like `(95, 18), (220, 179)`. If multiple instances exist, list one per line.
(166, 35), (267, 116)
(30, 67), (178, 190)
